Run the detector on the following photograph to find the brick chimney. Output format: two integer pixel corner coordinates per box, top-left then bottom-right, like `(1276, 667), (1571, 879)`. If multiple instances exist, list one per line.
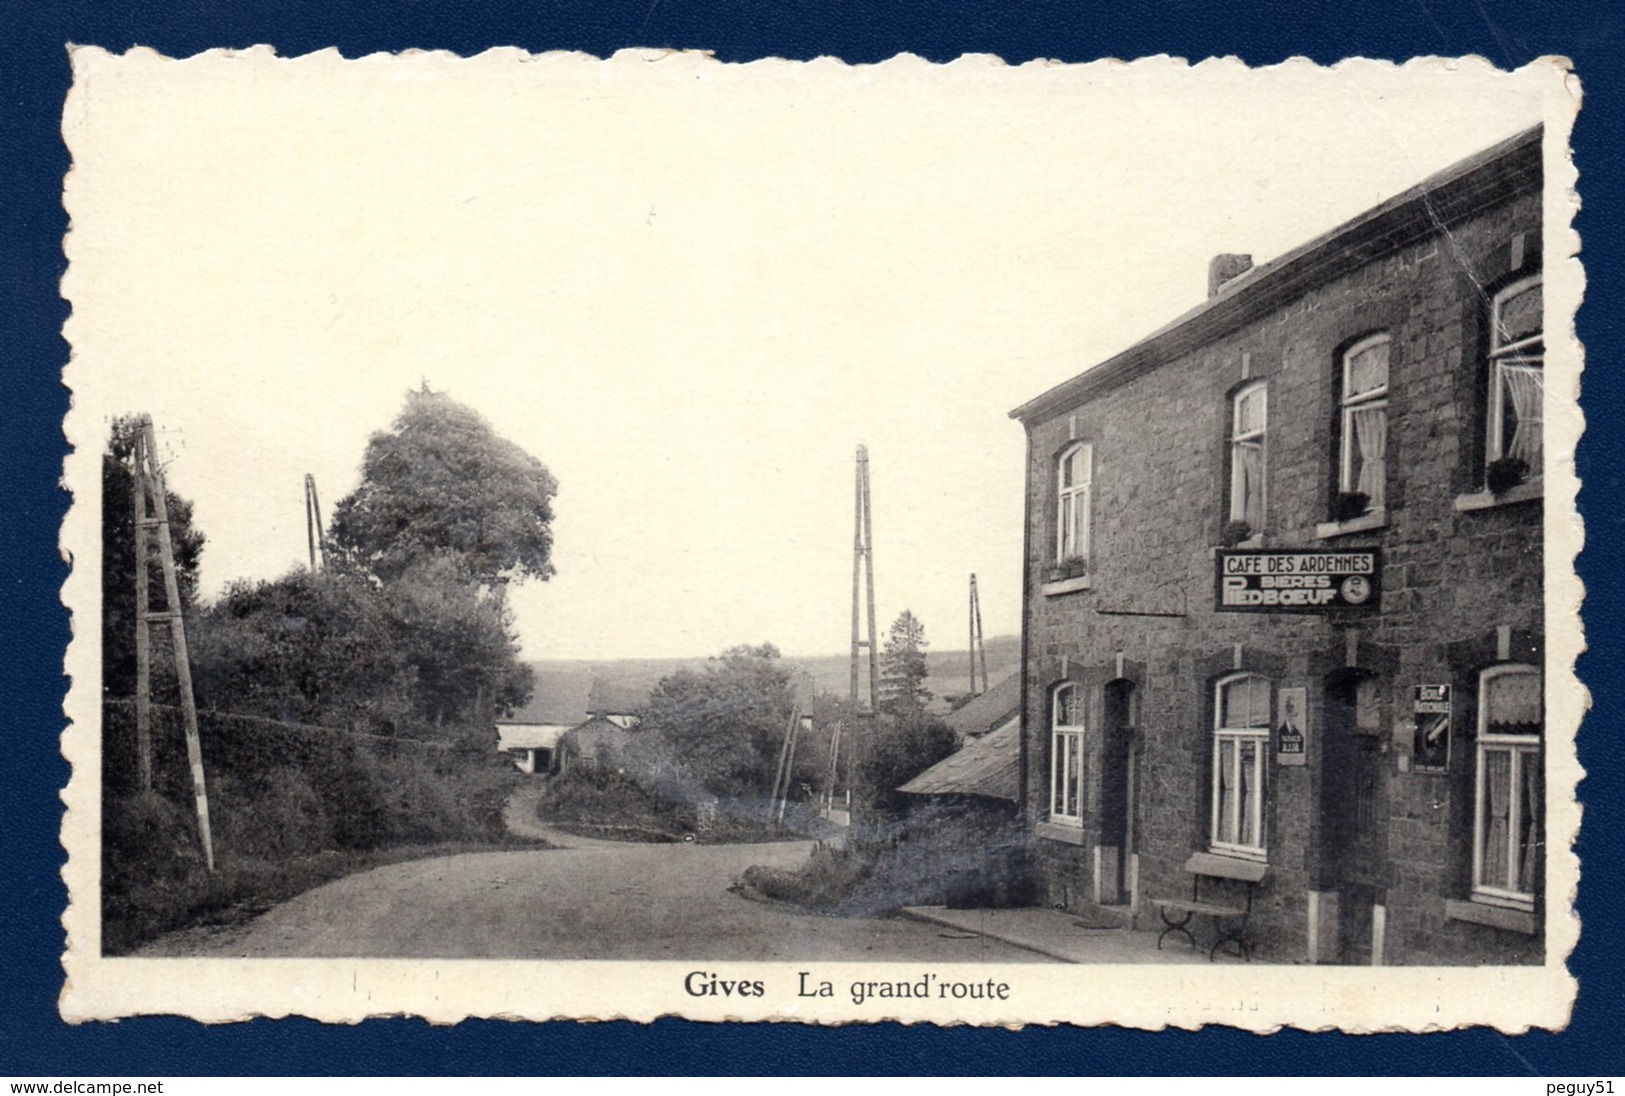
(1208, 253), (1254, 298)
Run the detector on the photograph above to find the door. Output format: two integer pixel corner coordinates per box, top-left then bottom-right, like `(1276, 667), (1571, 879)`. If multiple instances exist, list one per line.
(1098, 680), (1137, 905)
(1322, 669), (1387, 963)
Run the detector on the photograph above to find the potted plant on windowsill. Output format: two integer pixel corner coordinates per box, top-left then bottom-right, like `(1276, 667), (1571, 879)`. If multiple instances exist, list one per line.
(1486, 457), (1530, 496)
(1220, 520), (1253, 548)
(1045, 556), (1088, 583)
(1334, 491), (1371, 522)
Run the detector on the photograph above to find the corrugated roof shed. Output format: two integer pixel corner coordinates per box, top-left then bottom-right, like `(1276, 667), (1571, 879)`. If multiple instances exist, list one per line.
(898, 715), (1020, 801)
(944, 672), (1022, 740)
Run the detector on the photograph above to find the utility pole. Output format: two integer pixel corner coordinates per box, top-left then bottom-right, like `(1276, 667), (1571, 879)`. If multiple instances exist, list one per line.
(827, 445), (879, 820)
(132, 417), (215, 871)
(850, 444), (879, 716)
(969, 573), (989, 697)
(304, 473), (325, 572)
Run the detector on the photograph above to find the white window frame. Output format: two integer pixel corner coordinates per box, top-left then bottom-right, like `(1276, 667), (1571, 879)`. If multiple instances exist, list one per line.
(1486, 274), (1544, 474)
(1049, 683), (1087, 824)
(1472, 664), (1542, 911)
(1055, 442), (1093, 566)
(1339, 334), (1391, 513)
(1210, 672), (1269, 861)
(1229, 381), (1268, 529)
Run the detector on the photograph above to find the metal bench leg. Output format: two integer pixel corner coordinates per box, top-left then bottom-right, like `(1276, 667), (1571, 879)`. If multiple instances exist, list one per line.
(1157, 908), (1197, 952)
(1208, 913), (1252, 962)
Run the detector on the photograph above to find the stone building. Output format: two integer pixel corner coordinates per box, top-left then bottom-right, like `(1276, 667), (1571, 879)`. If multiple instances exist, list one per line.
(1008, 126), (1547, 964)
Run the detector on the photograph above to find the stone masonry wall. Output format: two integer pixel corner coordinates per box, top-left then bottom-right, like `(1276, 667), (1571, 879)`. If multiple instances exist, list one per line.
(1019, 187), (1545, 964)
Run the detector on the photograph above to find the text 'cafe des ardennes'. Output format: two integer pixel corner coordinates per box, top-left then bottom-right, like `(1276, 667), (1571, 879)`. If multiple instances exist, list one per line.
(1009, 126), (1550, 966)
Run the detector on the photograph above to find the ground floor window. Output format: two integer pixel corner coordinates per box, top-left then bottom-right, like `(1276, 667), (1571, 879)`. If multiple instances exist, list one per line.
(1474, 665), (1542, 909)
(1050, 683), (1086, 823)
(1212, 673), (1269, 859)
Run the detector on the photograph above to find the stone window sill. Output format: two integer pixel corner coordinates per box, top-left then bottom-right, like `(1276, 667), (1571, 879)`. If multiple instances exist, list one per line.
(1041, 575), (1092, 597)
(1314, 509), (1389, 539)
(1444, 897), (1538, 935)
(1454, 481), (1543, 512)
(1036, 820), (1088, 845)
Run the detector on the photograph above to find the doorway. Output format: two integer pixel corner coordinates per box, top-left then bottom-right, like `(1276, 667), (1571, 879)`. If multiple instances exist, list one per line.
(1098, 679), (1137, 906)
(1320, 668), (1388, 963)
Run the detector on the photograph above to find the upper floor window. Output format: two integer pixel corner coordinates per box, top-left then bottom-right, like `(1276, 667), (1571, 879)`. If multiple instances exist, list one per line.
(1473, 664), (1542, 910)
(1229, 382), (1267, 533)
(1050, 683), (1087, 823)
(1487, 275), (1544, 481)
(1056, 442), (1093, 566)
(1339, 335), (1390, 516)
(1211, 673), (1269, 859)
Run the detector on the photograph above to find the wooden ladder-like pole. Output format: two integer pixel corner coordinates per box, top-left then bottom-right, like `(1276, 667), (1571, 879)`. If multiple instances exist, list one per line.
(132, 430), (153, 793)
(769, 703), (801, 826)
(135, 417), (215, 872)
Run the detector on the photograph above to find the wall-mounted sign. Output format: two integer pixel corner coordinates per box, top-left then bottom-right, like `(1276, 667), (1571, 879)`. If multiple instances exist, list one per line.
(1214, 549), (1382, 612)
(1412, 683), (1452, 774)
(1276, 686), (1308, 766)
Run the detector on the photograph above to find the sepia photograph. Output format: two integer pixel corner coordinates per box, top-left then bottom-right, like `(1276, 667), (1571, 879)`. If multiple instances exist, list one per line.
(58, 48), (1581, 1027)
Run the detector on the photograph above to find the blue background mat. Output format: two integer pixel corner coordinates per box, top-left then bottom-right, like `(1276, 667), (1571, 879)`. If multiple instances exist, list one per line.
(4, 1), (1619, 1075)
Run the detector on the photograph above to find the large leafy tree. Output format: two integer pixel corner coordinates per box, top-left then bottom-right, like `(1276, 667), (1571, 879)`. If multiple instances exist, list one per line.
(191, 389), (546, 745)
(324, 387), (552, 736)
(328, 386), (559, 587)
(102, 416), (206, 699)
(641, 644), (800, 799)
(878, 609), (931, 717)
(383, 553), (534, 737)
(860, 705), (959, 815)
(189, 570), (413, 732)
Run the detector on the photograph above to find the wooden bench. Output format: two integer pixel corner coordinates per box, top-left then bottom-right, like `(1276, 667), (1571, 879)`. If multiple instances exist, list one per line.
(1151, 852), (1269, 962)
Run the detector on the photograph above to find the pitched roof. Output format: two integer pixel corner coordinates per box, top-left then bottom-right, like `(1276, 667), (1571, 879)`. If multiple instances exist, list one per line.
(1010, 125), (1542, 425)
(564, 715), (635, 749)
(944, 672), (1022, 739)
(497, 722), (570, 751)
(497, 669), (594, 727)
(898, 714), (1020, 801)
(587, 678), (649, 716)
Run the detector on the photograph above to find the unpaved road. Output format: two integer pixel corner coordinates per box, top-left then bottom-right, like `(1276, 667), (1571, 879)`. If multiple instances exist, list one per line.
(141, 787), (1043, 961)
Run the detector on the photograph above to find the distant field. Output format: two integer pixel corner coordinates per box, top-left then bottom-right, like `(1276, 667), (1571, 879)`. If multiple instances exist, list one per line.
(527, 634), (1021, 710)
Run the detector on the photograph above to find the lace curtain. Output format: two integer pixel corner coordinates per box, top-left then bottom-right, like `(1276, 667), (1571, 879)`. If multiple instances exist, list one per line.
(1233, 439), (1263, 527)
(1501, 363), (1544, 466)
(1351, 405), (1388, 510)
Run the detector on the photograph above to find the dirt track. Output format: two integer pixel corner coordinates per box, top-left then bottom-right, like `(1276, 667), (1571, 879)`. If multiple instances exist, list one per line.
(140, 785), (1043, 961)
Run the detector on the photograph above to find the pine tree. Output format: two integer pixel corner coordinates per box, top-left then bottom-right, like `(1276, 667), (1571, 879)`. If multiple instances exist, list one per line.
(878, 609), (931, 717)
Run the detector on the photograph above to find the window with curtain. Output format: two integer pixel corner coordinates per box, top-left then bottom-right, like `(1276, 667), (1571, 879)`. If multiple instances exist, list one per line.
(1050, 683), (1087, 823)
(1055, 442), (1092, 565)
(1488, 275), (1544, 476)
(1229, 382), (1267, 530)
(1339, 335), (1390, 515)
(1211, 673), (1270, 859)
(1474, 665), (1542, 910)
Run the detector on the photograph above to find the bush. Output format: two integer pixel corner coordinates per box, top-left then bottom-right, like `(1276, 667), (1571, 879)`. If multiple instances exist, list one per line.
(538, 768), (694, 836)
(208, 766), (332, 860)
(742, 841), (878, 909)
(102, 790), (213, 953)
(99, 703), (526, 952)
(738, 800), (1030, 918)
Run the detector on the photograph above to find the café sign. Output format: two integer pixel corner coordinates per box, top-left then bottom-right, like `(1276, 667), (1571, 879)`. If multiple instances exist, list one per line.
(1214, 548), (1381, 612)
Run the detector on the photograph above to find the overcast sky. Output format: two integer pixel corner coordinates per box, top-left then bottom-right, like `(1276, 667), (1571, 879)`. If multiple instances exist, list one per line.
(65, 51), (1557, 661)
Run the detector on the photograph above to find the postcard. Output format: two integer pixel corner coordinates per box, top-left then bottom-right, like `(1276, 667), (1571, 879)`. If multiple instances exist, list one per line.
(60, 47), (1582, 1028)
